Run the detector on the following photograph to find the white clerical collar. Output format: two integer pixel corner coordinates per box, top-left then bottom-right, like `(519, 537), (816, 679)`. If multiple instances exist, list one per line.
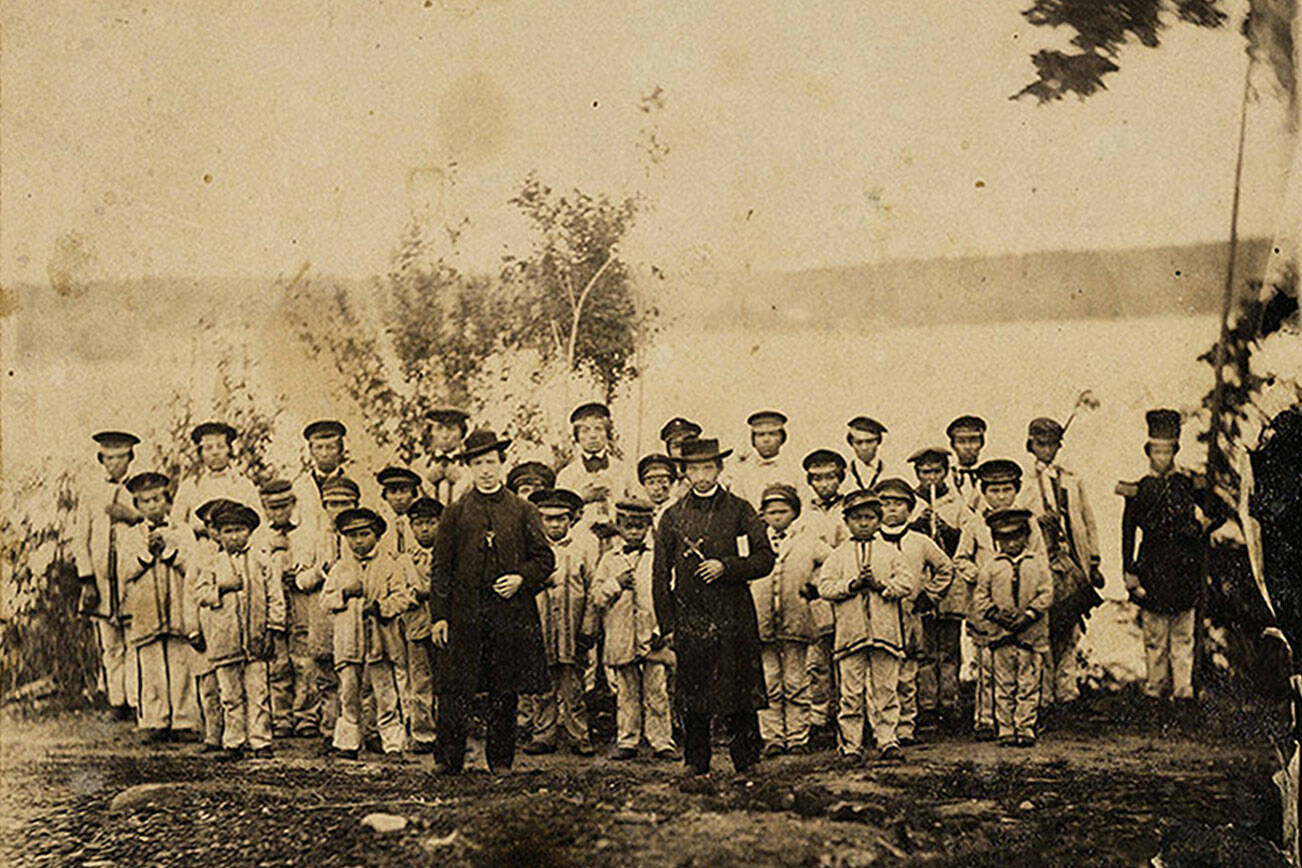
(476, 483), (504, 495)
(583, 449), (609, 460)
(690, 484), (720, 498)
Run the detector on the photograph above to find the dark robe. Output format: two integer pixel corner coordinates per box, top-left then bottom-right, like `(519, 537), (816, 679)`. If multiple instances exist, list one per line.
(652, 486), (775, 716)
(430, 485), (556, 695)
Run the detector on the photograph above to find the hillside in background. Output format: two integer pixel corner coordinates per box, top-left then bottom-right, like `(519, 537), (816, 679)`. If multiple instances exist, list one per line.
(700, 238), (1272, 330)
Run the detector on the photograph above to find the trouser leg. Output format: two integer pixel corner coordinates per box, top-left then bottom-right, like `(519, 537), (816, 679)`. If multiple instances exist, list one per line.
(974, 645), (995, 730)
(215, 663), (248, 749)
(367, 660), (406, 753)
(937, 620), (961, 710)
(135, 642), (168, 730)
(1014, 647), (1043, 739)
(917, 619), (940, 713)
(781, 641), (811, 748)
(290, 646), (319, 732)
(1169, 608), (1195, 700)
(531, 683), (560, 746)
(806, 634), (834, 727)
(244, 660), (272, 750)
(435, 692), (469, 772)
(316, 657), (339, 732)
(167, 638), (200, 731)
(726, 710), (761, 772)
(758, 644), (784, 745)
(867, 650), (901, 750)
(835, 651), (868, 755)
(405, 640), (436, 746)
(1141, 610), (1172, 698)
(96, 620), (130, 709)
(897, 655), (918, 740)
(642, 662), (674, 752)
(683, 712), (712, 773)
(992, 645), (1016, 739)
(613, 664), (643, 750)
(268, 632), (293, 732)
(196, 670), (223, 746)
(332, 663), (362, 751)
(557, 664), (590, 746)
(485, 693), (519, 772)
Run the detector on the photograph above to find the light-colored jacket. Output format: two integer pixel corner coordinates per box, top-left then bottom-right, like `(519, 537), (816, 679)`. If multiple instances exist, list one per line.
(750, 524), (830, 644)
(537, 532), (600, 665)
(72, 475), (134, 621)
(404, 547), (434, 642)
(724, 450), (801, 508)
(1017, 461), (1100, 570)
(194, 546), (286, 667)
(817, 536), (911, 660)
(877, 526), (954, 655)
(587, 545), (672, 668)
(251, 520), (318, 641)
(295, 528), (347, 659)
(118, 520), (200, 647)
(953, 501), (1048, 645)
(173, 468), (262, 535)
(320, 549), (415, 667)
(556, 454), (633, 529)
(972, 551), (1054, 652)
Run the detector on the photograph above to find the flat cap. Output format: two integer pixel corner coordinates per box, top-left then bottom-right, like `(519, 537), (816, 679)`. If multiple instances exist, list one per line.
(847, 416), (888, 436)
(319, 476), (361, 501)
(303, 420), (346, 440)
(212, 502), (260, 531)
(407, 497), (444, 520)
(196, 498), (240, 523)
(759, 482), (802, 515)
(747, 410), (788, 431)
(335, 507), (386, 537)
(614, 497), (656, 518)
(570, 402), (611, 424)
(842, 489), (883, 516)
(976, 458), (1023, 486)
(637, 453), (677, 482)
(528, 488), (585, 515)
(907, 446), (952, 465)
(803, 448), (847, 472)
(1027, 417), (1064, 442)
(506, 461), (556, 493)
(946, 415), (987, 437)
(425, 406), (469, 425)
(985, 507), (1033, 537)
(126, 471), (170, 494)
(259, 478), (295, 507)
(376, 466), (422, 488)
(873, 477), (916, 506)
(92, 430), (141, 449)
(659, 417), (702, 443)
(191, 421), (237, 445)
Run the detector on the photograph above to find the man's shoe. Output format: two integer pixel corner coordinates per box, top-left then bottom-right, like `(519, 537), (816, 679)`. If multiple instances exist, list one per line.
(1016, 735), (1037, 748)
(273, 727), (294, 740)
(571, 741), (596, 757)
(434, 761), (462, 775)
(199, 743), (222, 754)
(411, 740), (438, 755)
(295, 726), (321, 740)
(610, 746), (638, 760)
(762, 743), (785, 759)
(364, 736), (384, 754)
(331, 747), (360, 760)
(835, 750), (862, 768)
(522, 739), (556, 755)
(787, 742), (811, 755)
(112, 705), (135, 723)
(653, 747), (681, 761)
(879, 744), (903, 762)
(998, 736), (1017, 747)
(898, 734), (918, 747)
(250, 746), (274, 759)
(142, 728), (171, 744)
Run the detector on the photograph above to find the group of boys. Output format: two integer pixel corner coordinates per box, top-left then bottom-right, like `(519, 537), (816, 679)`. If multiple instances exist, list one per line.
(73, 400), (1208, 764)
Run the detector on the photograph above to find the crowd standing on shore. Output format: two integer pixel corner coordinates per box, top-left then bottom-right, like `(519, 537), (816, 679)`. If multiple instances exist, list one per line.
(72, 402), (1214, 776)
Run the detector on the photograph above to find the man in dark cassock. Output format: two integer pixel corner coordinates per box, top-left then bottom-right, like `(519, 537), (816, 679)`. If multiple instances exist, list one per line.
(652, 437), (776, 776)
(430, 430), (556, 774)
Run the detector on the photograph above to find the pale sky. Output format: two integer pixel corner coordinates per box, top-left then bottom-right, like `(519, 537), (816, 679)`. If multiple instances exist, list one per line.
(1, 0), (1293, 285)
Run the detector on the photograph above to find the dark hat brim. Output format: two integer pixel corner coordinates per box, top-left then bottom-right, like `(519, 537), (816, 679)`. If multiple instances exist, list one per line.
(190, 422), (237, 444)
(92, 430), (141, 448)
(303, 420), (347, 440)
(456, 438), (512, 462)
(677, 448), (733, 463)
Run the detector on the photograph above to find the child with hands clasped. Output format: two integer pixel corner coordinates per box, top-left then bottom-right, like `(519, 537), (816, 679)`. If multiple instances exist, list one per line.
(817, 491), (912, 764)
(587, 498), (678, 761)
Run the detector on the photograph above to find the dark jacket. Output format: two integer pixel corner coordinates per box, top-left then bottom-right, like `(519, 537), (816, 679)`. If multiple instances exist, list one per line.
(652, 487), (775, 716)
(1120, 469), (1205, 614)
(430, 486), (556, 695)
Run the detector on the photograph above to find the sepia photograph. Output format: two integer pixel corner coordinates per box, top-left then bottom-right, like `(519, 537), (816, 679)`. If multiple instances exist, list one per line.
(1, 1), (1300, 864)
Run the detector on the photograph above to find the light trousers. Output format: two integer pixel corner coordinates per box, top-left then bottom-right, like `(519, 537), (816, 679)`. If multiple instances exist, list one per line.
(215, 660), (271, 750)
(196, 670), (223, 746)
(836, 648), (901, 754)
(917, 617), (962, 712)
(1140, 608), (1195, 700)
(529, 663), (590, 747)
(1041, 622), (1083, 706)
(973, 645), (996, 731)
(96, 620), (133, 708)
(896, 656), (918, 740)
(403, 638), (437, 747)
(759, 641), (811, 748)
(806, 634), (835, 727)
(135, 638), (199, 731)
(612, 661), (673, 752)
(333, 661), (405, 753)
(269, 632), (319, 732)
(992, 644), (1043, 739)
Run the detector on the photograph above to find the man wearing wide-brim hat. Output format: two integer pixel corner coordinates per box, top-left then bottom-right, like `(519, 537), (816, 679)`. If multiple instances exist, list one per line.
(652, 436), (776, 776)
(173, 421), (262, 535)
(429, 429), (557, 774)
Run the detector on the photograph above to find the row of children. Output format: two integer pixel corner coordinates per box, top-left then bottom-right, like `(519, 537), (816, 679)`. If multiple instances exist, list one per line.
(73, 401), (1207, 765)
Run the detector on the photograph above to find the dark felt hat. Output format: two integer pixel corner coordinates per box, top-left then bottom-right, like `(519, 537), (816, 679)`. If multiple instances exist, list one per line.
(842, 489), (883, 516)
(907, 446), (951, 466)
(529, 488), (585, 515)
(191, 421), (237, 445)
(677, 437), (732, 463)
(303, 420), (346, 440)
(335, 507), (386, 537)
(946, 415), (988, 438)
(985, 507), (1033, 537)
(803, 448), (847, 472)
(92, 430), (141, 449)
(507, 461), (556, 493)
(637, 453), (677, 482)
(126, 471), (170, 494)
(376, 466), (422, 489)
(212, 502), (260, 532)
(977, 458), (1023, 486)
(407, 497), (444, 520)
(196, 498), (240, 524)
(569, 402), (611, 424)
(1146, 409), (1182, 442)
(658, 417), (702, 443)
(847, 416), (888, 436)
(1027, 417), (1064, 442)
(873, 477), (916, 507)
(456, 429), (512, 462)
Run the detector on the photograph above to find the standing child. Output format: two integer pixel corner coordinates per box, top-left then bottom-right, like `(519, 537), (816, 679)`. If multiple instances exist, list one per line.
(636, 454), (678, 529)
(845, 417), (890, 492)
(752, 483), (830, 757)
(523, 488), (599, 756)
(252, 480), (320, 739)
(945, 415), (988, 512)
(556, 402), (632, 538)
(404, 496), (443, 753)
(798, 448), (850, 745)
(817, 491), (911, 764)
(321, 507), (414, 759)
(194, 503), (286, 760)
(423, 406), (471, 507)
(972, 509), (1053, 746)
(590, 498), (678, 760)
(376, 466), (423, 559)
(118, 472), (201, 741)
(506, 461), (556, 501)
(190, 498), (239, 752)
(1118, 409), (1208, 705)
(873, 477), (954, 746)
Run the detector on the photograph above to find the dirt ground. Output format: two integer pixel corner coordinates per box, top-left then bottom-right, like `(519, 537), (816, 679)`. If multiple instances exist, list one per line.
(1, 693), (1290, 867)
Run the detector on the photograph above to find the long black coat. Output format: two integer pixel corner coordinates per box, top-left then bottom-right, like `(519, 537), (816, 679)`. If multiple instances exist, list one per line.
(1121, 470), (1204, 614)
(652, 487), (775, 716)
(430, 486), (556, 695)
